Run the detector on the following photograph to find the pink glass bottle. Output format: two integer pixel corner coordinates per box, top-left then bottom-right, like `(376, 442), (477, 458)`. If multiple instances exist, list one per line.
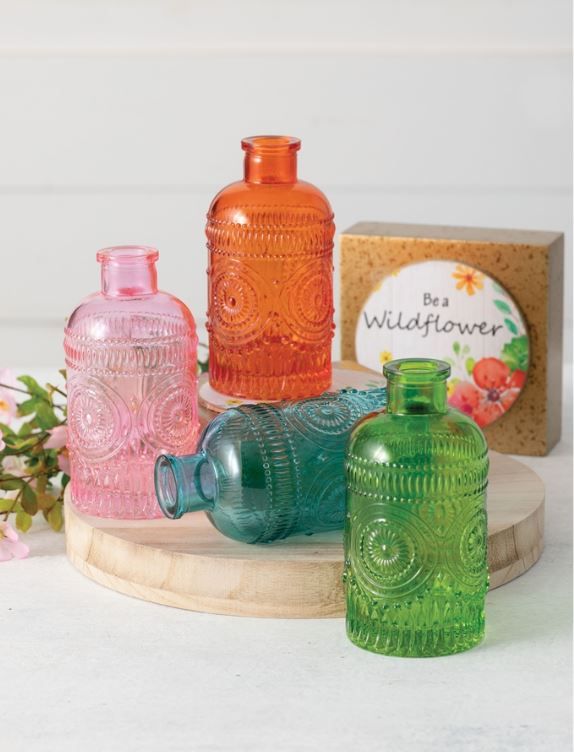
(64, 246), (199, 518)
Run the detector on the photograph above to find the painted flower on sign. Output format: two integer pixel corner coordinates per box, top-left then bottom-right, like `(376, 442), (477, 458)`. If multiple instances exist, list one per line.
(449, 357), (526, 428)
(446, 378), (460, 398)
(452, 265), (485, 296)
(379, 350), (393, 366)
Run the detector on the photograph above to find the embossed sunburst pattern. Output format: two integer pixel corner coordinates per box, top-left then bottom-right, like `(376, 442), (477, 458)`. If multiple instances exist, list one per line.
(281, 259), (334, 342)
(363, 526), (416, 581)
(300, 470), (346, 532)
(65, 312), (199, 519)
(208, 387), (387, 543)
(350, 505), (436, 600)
(210, 262), (264, 346)
(345, 431), (489, 657)
(206, 205), (335, 399)
(67, 377), (129, 462)
(457, 507), (488, 588)
(284, 391), (368, 450)
(143, 376), (198, 451)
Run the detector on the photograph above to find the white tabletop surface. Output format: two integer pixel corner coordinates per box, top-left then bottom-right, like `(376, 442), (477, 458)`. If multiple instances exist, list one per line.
(2, 368), (572, 752)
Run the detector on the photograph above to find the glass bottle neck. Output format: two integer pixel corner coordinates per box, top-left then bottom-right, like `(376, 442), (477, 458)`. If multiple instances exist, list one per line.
(387, 381), (447, 415)
(384, 359), (450, 415)
(97, 246), (159, 298)
(244, 151), (297, 184)
(101, 261), (157, 297)
(242, 135), (300, 184)
(155, 452), (216, 519)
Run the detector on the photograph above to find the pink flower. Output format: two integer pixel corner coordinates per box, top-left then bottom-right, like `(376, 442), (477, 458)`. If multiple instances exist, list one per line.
(2, 454), (26, 477)
(45, 425), (68, 450)
(58, 449), (71, 476)
(0, 521), (29, 562)
(0, 368), (18, 425)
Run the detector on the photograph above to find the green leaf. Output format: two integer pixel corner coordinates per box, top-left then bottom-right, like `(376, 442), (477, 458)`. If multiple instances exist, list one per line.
(504, 318), (519, 335)
(18, 422), (32, 438)
(501, 335), (529, 372)
(8, 436), (39, 452)
(0, 498), (17, 512)
(494, 299), (512, 315)
(0, 477), (23, 491)
(0, 422), (16, 438)
(47, 503), (63, 532)
(462, 345), (470, 355)
(453, 341), (460, 356)
(34, 402), (59, 429)
(465, 357), (476, 376)
(15, 510), (32, 533)
(35, 474), (47, 493)
(18, 397), (39, 416)
(61, 474), (70, 489)
(21, 484), (38, 515)
(492, 281), (506, 295)
(17, 375), (49, 399)
(0, 447), (21, 458)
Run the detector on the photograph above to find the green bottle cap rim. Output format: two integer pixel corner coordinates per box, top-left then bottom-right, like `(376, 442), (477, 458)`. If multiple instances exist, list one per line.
(383, 358), (451, 382)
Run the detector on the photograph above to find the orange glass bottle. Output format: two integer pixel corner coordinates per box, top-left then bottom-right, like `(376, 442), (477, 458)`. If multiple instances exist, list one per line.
(206, 135), (335, 400)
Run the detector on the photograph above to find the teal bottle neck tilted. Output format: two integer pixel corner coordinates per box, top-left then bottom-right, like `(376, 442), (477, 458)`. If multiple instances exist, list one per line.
(384, 359), (450, 415)
(154, 452), (215, 519)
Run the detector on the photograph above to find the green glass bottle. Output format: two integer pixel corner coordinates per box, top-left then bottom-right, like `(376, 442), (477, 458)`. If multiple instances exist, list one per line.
(344, 359), (489, 657)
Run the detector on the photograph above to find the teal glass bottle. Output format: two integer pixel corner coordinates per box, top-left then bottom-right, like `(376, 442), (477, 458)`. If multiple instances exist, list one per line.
(344, 359), (489, 657)
(154, 386), (386, 543)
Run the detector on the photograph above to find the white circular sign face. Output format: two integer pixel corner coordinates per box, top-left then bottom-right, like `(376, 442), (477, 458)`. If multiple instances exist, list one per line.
(356, 260), (530, 428)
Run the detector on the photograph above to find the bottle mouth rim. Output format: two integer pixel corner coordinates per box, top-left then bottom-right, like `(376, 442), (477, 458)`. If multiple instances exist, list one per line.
(241, 135), (301, 153)
(154, 454), (180, 519)
(384, 358), (451, 382)
(96, 245), (159, 264)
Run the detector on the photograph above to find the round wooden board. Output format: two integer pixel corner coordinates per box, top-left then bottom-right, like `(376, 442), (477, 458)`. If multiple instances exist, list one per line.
(64, 451), (544, 618)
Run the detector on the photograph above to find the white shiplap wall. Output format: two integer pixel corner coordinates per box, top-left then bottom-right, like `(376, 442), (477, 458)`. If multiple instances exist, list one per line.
(0, 0), (571, 366)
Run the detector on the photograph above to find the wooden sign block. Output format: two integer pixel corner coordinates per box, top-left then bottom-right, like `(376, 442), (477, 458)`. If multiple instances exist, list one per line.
(340, 222), (564, 456)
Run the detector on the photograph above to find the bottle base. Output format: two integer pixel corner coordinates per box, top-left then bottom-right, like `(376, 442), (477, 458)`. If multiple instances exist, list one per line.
(346, 616), (485, 658)
(70, 486), (163, 520)
(210, 365), (332, 401)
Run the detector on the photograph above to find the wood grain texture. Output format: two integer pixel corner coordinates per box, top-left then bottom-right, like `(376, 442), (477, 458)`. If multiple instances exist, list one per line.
(64, 451), (544, 618)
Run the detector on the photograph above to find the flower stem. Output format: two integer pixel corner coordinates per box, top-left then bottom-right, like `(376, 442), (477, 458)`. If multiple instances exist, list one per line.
(2, 486), (23, 521)
(0, 471), (51, 483)
(0, 382), (31, 397)
(47, 383), (67, 399)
